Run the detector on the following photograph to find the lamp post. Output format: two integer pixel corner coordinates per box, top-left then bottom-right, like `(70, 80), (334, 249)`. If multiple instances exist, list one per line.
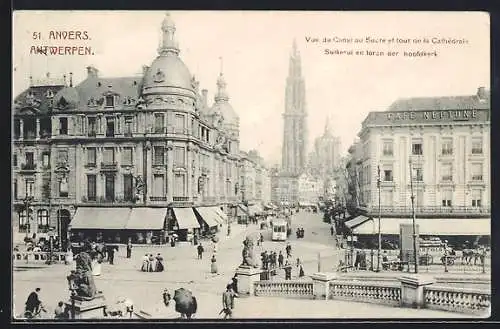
(443, 239), (448, 273)
(22, 193), (34, 239)
(376, 165), (381, 272)
(409, 159), (418, 274)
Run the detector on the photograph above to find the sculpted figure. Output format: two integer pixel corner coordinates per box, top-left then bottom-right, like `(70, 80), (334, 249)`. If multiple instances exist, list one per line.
(241, 236), (258, 268)
(67, 252), (97, 298)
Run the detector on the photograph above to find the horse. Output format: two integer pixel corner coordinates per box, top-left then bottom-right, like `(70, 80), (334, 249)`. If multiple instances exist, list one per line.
(461, 249), (481, 265)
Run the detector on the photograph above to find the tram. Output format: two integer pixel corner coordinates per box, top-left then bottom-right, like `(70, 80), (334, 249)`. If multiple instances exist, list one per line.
(271, 218), (288, 241)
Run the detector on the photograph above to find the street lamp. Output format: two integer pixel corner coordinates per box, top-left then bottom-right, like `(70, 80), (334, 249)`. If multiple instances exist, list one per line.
(443, 239), (448, 273)
(409, 159), (418, 274)
(22, 193), (34, 239)
(376, 165), (381, 272)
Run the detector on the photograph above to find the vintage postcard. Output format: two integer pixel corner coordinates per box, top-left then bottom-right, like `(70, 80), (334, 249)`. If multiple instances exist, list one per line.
(12, 11), (490, 320)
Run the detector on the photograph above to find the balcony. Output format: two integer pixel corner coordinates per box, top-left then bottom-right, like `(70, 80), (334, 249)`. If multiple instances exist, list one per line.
(358, 205), (490, 218)
(85, 162), (97, 168)
(20, 163), (36, 172)
(173, 196), (189, 202)
(150, 196), (167, 201)
(88, 131), (97, 137)
(100, 162), (118, 171)
(39, 131), (51, 139)
(124, 131), (133, 137)
(23, 131), (37, 140)
(204, 196), (217, 203)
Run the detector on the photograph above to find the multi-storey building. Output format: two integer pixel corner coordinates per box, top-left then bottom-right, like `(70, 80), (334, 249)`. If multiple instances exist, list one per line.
(346, 87), (490, 242)
(12, 13), (270, 245)
(297, 173), (322, 206)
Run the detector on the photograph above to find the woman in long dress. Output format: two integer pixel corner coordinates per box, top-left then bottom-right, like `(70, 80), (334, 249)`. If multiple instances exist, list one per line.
(211, 254), (218, 274)
(141, 254), (149, 272)
(155, 253), (164, 272)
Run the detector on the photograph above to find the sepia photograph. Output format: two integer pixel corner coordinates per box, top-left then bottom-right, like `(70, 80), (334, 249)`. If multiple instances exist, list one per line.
(12, 10), (490, 320)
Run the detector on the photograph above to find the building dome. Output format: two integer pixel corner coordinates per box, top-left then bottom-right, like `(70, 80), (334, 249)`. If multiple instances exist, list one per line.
(143, 55), (193, 92)
(211, 72), (239, 125)
(142, 13), (194, 95)
(54, 86), (79, 109)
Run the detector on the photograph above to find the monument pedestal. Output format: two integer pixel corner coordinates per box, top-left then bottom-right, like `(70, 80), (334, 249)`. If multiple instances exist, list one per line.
(311, 272), (336, 300)
(235, 266), (262, 296)
(399, 275), (435, 309)
(66, 293), (107, 319)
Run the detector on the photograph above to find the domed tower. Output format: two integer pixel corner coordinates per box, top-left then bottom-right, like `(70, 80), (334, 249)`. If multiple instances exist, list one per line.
(141, 13), (196, 109)
(209, 61), (240, 154)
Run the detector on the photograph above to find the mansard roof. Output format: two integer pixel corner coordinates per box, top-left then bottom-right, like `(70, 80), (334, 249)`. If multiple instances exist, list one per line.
(76, 76), (143, 109)
(13, 85), (65, 115)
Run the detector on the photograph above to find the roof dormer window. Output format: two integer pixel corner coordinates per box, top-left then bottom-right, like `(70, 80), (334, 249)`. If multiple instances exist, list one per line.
(46, 90), (54, 98)
(105, 95), (115, 108)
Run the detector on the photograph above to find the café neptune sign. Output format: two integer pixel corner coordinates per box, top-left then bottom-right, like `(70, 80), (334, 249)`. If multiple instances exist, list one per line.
(384, 109), (485, 122)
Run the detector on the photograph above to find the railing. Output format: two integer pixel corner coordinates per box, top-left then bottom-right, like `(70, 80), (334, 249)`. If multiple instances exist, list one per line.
(173, 196), (189, 202)
(204, 197), (217, 203)
(20, 163), (36, 171)
(254, 281), (314, 299)
(359, 205), (490, 216)
(424, 286), (490, 315)
(13, 251), (68, 264)
(150, 196), (167, 201)
(101, 162), (118, 171)
(329, 280), (401, 307)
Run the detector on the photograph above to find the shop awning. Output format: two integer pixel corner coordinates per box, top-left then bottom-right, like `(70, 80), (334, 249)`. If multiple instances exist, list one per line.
(238, 204), (249, 215)
(126, 208), (167, 230)
(70, 207), (131, 230)
(352, 217), (491, 236)
(345, 215), (371, 229)
(194, 207), (219, 227)
(172, 208), (200, 230)
(248, 204), (263, 216)
(210, 207), (226, 224)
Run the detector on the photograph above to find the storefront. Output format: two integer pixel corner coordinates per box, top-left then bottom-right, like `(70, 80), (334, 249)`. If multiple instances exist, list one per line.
(171, 207), (200, 242)
(193, 207), (221, 236)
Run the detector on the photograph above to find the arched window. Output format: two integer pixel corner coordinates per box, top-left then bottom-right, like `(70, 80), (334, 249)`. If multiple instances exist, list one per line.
(19, 211), (27, 232)
(37, 209), (50, 231)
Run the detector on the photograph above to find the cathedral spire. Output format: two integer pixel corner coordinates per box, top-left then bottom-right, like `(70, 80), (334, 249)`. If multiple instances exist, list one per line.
(158, 12), (180, 56)
(215, 56), (229, 102)
(324, 115), (332, 136)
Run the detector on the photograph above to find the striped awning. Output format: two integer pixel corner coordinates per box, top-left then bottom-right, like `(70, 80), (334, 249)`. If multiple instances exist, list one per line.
(126, 208), (167, 230)
(345, 215), (371, 229)
(353, 217), (491, 236)
(209, 207), (226, 224)
(70, 207), (131, 230)
(172, 208), (200, 230)
(194, 207), (219, 227)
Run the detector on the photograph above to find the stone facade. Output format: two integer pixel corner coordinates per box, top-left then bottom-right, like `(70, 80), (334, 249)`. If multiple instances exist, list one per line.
(12, 13), (271, 242)
(347, 87), (490, 218)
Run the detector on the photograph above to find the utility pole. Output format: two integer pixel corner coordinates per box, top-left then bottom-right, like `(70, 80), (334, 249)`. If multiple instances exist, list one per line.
(409, 159), (418, 274)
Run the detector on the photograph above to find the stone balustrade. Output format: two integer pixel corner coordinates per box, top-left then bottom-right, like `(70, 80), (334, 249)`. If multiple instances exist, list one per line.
(254, 280), (314, 299)
(329, 280), (401, 307)
(13, 251), (68, 264)
(424, 285), (491, 316)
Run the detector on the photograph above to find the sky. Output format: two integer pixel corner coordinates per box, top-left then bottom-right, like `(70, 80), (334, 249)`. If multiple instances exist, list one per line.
(13, 11), (490, 166)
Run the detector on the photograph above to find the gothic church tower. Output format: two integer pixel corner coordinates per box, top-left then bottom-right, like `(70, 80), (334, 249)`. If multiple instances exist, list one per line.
(281, 39), (307, 175)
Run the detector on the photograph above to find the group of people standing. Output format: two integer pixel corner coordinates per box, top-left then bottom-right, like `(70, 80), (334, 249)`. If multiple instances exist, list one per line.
(141, 253), (164, 272)
(260, 242), (304, 280)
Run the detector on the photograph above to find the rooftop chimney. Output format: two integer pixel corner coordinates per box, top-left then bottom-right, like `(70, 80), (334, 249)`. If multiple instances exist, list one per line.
(69, 72), (73, 87)
(86, 66), (99, 78)
(201, 89), (208, 108)
(477, 86), (487, 100)
(63, 74), (67, 86)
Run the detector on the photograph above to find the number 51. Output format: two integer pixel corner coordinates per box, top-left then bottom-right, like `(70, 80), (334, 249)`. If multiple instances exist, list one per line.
(33, 32), (41, 40)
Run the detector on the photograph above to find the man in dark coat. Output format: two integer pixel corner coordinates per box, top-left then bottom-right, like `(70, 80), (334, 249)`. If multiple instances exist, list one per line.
(278, 251), (284, 268)
(197, 243), (204, 260)
(284, 261), (292, 280)
(25, 288), (43, 315)
(108, 246), (115, 265)
(126, 240), (132, 258)
(221, 284), (238, 319)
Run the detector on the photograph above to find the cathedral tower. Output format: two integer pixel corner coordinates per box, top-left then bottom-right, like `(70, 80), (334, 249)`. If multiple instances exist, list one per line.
(281, 39), (307, 175)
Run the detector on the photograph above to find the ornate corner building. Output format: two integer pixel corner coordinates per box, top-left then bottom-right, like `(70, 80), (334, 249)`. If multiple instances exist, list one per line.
(12, 13), (271, 244)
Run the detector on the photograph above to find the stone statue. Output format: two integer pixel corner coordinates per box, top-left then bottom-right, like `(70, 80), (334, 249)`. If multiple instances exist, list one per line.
(241, 236), (258, 268)
(67, 252), (97, 299)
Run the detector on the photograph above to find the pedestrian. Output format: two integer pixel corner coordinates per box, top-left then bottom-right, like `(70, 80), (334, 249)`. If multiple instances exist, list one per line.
(197, 243), (204, 260)
(260, 233), (264, 244)
(54, 301), (67, 319)
(221, 284), (238, 319)
(123, 298), (134, 318)
(141, 254), (149, 272)
(227, 225), (231, 236)
(163, 289), (171, 307)
(231, 275), (238, 293)
(155, 253), (164, 272)
(286, 243), (292, 258)
(330, 226), (334, 236)
(126, 240), (132, 258)
(299, 264), (305, 278)
(296, 257), (300, 268)
(211, 254), (218, 274)
(108, 246), (115, 265)
(148, 254), (155, 272)
(284, 261), (292, 280)
(278, 251), (284, 268)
